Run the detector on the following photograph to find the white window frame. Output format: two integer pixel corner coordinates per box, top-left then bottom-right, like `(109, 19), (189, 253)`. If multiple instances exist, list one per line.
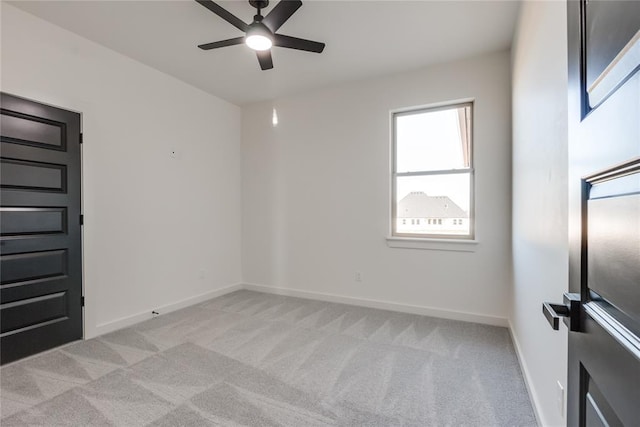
(390, 100), (476, 242)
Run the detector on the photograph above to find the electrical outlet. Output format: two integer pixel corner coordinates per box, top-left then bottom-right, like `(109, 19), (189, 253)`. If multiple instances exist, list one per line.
(198, 269), (206, 280)
(355, 271), (362, 282)
(556, 380), (565, 416)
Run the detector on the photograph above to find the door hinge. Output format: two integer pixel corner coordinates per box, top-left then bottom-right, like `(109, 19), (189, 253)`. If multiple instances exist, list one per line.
(79, 133), (84, 144)
(79, 214), (84, 226)
(81, 296), (85, 307)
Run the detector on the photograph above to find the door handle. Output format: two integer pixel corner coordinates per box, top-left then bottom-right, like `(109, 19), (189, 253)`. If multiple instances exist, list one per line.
(543, 302), (568, 330)
(542, 293), (581, 331)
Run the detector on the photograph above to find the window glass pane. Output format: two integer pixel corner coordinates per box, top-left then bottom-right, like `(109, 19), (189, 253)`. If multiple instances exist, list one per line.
(395, 173), (471, 236)
(395, 105), (470, 173)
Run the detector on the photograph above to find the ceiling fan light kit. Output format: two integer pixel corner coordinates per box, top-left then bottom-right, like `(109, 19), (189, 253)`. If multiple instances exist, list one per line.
(245, 24), (273, 51)
(195, 0), (325, 70)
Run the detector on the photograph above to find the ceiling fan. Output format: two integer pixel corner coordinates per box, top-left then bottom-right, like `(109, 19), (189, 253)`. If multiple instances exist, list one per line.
(195, 0), (325, 70)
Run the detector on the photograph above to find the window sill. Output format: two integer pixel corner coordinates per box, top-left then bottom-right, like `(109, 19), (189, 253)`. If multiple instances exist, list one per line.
(386, 236), (478, 252)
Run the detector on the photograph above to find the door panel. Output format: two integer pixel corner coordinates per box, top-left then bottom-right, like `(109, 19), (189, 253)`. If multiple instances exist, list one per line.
(0, 158), (67, 192)
(583, 367), (623, 427)
(1, 249), (69, 285)
(0, 93), (82, 364)
(585, 0), (640, 90)
(1, 207), (68, 237)
(0, 111), (65, 150)
(566, 0), (640, 426)
(574, 310), (640, 426)
(586, 166), (640, 336)
(1, 291), (68, 334)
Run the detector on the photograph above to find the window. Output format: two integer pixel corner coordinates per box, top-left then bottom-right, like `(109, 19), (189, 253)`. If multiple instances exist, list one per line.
(392, 102), (473, 239)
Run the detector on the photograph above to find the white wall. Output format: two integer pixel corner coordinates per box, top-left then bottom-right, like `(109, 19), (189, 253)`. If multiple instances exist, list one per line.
(1, 4), (243, 338)
(511, 2), (568, 426)
(242, 51), (513, 324)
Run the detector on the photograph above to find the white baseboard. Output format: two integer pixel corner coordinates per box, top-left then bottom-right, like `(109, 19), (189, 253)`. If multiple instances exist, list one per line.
(90, 281), (508, 339)
(90, 283), (243, 338)
(243, 283), (508, 327)
(508, 319), (544, 427)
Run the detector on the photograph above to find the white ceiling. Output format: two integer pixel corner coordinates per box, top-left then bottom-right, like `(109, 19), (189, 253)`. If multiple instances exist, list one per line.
(10, 0), (521, 105)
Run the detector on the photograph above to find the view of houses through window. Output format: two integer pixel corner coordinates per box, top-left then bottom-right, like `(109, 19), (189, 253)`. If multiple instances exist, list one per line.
(392, 102), (473, 238)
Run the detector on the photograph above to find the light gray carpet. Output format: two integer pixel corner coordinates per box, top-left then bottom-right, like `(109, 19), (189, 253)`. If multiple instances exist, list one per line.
(0, 290), (536, 426)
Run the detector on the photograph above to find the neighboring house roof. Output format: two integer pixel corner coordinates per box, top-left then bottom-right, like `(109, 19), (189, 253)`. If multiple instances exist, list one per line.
(397, 192), (467, 218)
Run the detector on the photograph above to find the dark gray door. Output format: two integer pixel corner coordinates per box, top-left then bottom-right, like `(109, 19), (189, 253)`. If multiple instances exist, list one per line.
(1, 93), (83, 364)
(566, 0), (640, 425)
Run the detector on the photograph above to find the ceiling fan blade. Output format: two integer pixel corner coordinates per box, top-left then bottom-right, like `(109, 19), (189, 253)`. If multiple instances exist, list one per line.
(256, 50), (274, 70)
(198, 37), (245, 50)
(195, 0), (249, 32)
(273, 34), (325, 53)
(262, 0), (302, 32)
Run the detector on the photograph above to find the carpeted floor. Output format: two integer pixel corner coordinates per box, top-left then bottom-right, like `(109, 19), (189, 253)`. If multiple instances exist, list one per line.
(0, 290), (536, 426)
